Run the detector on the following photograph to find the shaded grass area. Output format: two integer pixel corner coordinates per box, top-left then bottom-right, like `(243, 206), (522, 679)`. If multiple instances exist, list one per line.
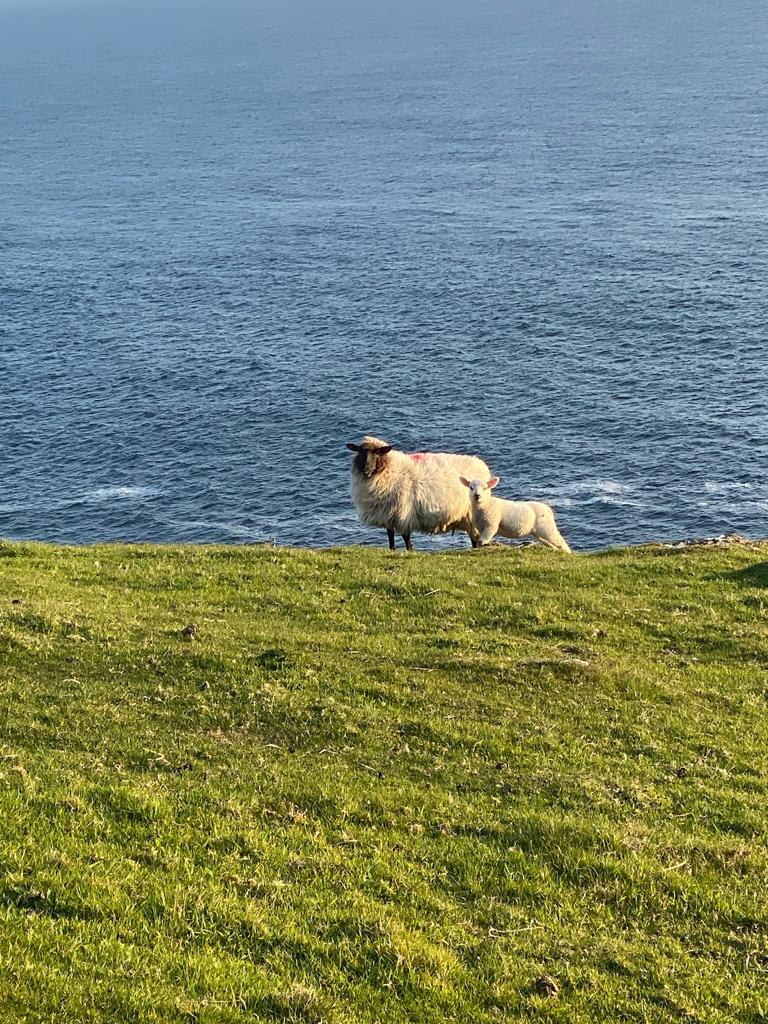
(0, 539), (767, 1022)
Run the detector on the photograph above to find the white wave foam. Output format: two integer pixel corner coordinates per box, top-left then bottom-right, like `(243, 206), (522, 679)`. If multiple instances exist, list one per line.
(703, 481), (753, 495)
(552, 479), (634, 497)
(541, 479), (641, 506)
(84, 486), (162, 502)
(600, 494), (646, 509)
(696, 498), (768, 514)
(598, 479), (632, 495)
(536, 478), (648, 512)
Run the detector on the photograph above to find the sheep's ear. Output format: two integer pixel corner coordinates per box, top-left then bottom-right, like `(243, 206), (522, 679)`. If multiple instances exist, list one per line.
(376, 446), (392, 456)
(459, 476), (471, 488)
(346, 443), (360, 452)
(488, 477), (500, 489)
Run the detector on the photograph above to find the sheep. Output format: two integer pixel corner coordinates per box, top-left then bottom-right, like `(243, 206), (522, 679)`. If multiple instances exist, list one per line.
(346, 436), (492, 551)
(459, 476), (572, 552)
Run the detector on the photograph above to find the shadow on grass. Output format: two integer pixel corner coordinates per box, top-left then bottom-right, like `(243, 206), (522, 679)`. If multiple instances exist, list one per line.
(2, 885), (99, 922)
(719, 561), (768, 588)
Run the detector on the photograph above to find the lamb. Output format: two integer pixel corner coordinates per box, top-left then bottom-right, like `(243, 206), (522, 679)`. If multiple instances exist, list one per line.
(460, 476), (572, 552)
(346, 436), (492, 551)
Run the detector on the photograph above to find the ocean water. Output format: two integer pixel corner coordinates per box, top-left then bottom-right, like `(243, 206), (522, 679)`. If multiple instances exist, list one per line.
(2, 0), (767, 551)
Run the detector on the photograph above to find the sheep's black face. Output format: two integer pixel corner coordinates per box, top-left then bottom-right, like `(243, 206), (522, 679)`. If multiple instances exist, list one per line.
(356, 449), (375, 476)
(346, 442), (392, 479)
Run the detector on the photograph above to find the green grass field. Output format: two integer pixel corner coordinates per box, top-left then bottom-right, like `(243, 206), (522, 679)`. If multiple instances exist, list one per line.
(0, 539), (767, 1023)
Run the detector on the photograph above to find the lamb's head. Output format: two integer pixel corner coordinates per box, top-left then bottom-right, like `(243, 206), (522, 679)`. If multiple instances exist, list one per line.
(460, 476), (500, 506)
(346, 436), (393, 479)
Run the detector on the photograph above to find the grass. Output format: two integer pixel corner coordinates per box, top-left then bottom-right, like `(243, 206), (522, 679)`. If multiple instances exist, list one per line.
(0, 538), (767, 1023)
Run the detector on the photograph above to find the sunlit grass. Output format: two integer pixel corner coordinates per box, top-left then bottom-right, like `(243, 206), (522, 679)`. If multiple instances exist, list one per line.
(0, 540), (767, 1022)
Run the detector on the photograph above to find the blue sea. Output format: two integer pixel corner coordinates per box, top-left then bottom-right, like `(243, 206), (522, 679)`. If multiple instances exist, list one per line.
(2, 0), (767, 550)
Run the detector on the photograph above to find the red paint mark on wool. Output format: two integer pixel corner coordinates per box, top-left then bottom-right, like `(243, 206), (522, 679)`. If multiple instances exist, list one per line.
(409, 452), (427, 462)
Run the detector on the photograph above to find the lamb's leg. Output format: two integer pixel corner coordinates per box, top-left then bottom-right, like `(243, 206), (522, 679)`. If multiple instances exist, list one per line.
(387, 528), (396, 551)
(534, 516), (572, 553)
(470, 535), (480, 548)
(402, 533), (413, 553)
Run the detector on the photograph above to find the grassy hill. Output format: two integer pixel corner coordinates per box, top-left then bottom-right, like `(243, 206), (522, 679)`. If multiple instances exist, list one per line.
(0, 539), (767, 1023)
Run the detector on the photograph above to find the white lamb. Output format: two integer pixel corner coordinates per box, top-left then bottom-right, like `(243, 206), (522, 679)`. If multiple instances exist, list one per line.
(346, 436), (492, 551)
(459, 476), (572, 552)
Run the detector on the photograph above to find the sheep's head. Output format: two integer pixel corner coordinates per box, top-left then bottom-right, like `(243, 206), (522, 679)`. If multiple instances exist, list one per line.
(460, 476), (500, 505)
(346, 437), (393, 478)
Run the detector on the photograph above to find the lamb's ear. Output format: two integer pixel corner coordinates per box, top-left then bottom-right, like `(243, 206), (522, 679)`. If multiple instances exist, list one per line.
(488, 477), (500, 489)
(376, 445), (392, 456)
(346, 443), (360, 452)
(459, 476), (471, 488)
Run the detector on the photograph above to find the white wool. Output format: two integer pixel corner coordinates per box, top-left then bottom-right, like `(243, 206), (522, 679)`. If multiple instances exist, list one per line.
(350, 437), (491, 541)
(463, 478), (572, 552)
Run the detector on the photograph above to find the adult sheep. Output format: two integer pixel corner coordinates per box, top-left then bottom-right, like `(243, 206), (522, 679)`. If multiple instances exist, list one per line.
(346, 435), (492, 551)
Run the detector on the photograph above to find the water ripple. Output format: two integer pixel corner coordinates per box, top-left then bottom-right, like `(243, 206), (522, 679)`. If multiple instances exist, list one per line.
(1, 0), (767, 549)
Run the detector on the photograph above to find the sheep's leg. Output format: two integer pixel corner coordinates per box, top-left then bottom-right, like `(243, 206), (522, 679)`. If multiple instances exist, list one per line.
(402, 533), (413, 553)
(470, 535), (479, 548)
(387, 528), (396, 551)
